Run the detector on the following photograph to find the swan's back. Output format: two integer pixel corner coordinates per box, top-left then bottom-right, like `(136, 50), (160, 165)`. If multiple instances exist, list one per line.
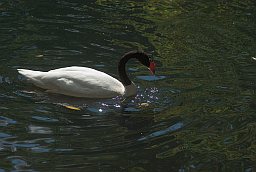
(18, 67), (125, 98)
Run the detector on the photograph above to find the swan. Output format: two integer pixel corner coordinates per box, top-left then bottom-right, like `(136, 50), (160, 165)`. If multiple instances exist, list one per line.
(17, 51), (156, 98)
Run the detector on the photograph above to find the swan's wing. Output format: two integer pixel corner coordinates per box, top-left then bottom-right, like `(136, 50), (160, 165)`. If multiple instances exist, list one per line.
(49, 66), (98, 73)
(40, 70), (125, 98)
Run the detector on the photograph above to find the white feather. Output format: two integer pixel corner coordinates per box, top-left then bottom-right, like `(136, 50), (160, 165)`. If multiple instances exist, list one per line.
(17, 66), (135, 98)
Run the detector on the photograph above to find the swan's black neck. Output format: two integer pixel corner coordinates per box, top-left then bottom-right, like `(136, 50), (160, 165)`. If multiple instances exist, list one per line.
(118, 51), (150, 86)
(118, 51), (138, 86)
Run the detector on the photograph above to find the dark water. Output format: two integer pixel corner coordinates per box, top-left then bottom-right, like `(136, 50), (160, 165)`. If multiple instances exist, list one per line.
(1, 0), (256, 171)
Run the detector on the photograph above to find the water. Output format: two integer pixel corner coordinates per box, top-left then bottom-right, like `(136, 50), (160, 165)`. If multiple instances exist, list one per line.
(0, 0), (256, 171)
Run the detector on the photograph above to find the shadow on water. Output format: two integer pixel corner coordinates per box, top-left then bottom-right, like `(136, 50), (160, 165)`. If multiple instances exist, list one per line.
(0, 0), (256, 171)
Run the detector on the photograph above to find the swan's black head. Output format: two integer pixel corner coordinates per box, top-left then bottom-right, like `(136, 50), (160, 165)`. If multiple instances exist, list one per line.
(129, 51), (155, 75)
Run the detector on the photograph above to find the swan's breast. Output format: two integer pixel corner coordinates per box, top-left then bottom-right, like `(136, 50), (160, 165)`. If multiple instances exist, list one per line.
(124, 82), (137, 97)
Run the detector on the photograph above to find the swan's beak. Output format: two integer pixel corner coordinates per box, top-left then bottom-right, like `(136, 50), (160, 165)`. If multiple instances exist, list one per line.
(149, 61), (156, 75)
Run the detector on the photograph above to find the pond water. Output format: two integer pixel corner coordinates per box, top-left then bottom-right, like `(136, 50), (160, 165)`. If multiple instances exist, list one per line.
(0, 0), (256, 171)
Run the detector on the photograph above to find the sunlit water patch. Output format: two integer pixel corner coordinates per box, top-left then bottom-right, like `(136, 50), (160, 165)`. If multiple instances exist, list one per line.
(15, 80), (172, 116)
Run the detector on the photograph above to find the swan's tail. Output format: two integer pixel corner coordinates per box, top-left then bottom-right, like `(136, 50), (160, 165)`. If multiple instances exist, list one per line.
(18, 69), (46, 88)
(18, 69), (48, 89)
(17, 69), (43, 79)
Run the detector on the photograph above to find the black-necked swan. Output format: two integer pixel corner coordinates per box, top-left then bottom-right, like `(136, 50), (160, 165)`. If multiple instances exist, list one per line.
(17, 51), (156, 98)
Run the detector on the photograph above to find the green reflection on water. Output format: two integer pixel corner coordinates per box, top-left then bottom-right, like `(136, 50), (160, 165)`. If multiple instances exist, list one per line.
(98, 0), (256, 169)
(0, 0), (256, 171)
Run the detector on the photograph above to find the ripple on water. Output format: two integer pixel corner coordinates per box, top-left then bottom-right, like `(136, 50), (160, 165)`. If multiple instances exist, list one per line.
(7, 156), (30, 171)
(31, 147), (51, 153)
(0, 116), (17, 126)
(0, 133), (12, 139)
(8, 137), (55, 151)
(28, 125), (52, 134)
(136, 75), (168, 81)
(138, 122), (184, 141)
(0, 75), (11, 84)
(32, 116), (59, 123)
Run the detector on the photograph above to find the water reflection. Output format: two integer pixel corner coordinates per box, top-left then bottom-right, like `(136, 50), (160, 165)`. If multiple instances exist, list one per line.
(0, 0), (256, 171)
(0, 116), (17, 127)
(28, 125), (52, 134)
(7, 156), (30, 171)
(136, 75), (167, 81)
(15, 83), (169, 115)
(138, 122), (184, 141)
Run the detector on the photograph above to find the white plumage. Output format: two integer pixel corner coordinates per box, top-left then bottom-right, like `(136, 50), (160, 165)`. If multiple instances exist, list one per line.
(17, 66), (133, 98)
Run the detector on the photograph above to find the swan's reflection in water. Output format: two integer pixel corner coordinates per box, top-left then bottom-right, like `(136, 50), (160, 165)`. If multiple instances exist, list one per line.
(18, 85), (168, 115)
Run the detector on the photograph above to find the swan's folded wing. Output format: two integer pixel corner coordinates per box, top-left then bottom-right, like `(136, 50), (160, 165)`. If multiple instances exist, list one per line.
(49, 66), (98, 73)
(41, 71), (125, 98)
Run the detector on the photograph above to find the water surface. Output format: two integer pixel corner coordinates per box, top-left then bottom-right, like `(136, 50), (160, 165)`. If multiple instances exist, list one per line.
(0, 0), (256, 171)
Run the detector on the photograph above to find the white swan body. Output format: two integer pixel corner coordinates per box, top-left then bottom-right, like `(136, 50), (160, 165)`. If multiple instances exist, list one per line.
(18, 66), (136, 98)
(17, 51), (155, 99)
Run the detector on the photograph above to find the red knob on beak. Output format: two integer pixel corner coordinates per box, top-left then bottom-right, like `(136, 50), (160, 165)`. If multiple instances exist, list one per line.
(149, 61), (156, 75)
